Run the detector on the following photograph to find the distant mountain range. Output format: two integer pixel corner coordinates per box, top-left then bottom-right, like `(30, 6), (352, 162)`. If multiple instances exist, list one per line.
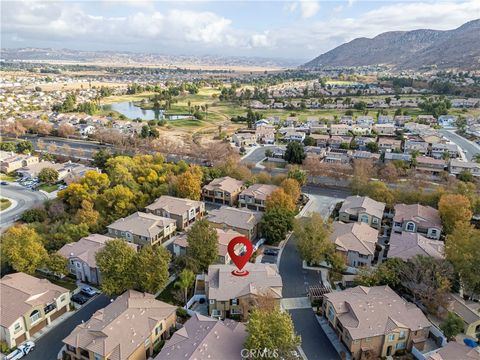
(303, 19), (480, 71)
(0, 48), (299, 69)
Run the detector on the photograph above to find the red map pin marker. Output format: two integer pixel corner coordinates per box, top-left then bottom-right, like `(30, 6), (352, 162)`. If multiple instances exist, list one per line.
(227, 236), (254, 277)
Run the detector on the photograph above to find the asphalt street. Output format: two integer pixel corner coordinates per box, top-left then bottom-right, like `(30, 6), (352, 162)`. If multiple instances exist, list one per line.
(0, 183), (47, 231)
(439, 129), (480, 161)
(25, 295), (112, 360)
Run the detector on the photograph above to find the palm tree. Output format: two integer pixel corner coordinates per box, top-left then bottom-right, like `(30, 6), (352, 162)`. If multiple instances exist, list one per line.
(204, 104), (209, 120)
(174, 269), (195, 306)
(187, 100), (191, 114)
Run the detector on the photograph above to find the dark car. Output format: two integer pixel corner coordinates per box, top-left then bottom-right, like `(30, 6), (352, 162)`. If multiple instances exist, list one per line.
(0, 181), (8, 185)
(71, 293), (88, 305)
(263, 248), (279, 256)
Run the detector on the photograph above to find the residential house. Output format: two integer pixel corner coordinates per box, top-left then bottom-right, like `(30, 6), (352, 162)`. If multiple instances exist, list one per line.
(323, 285), (432, 360)
(378, 115), (394, 124)
(340, 116), (354, 125)
(238, 183), (279, 212)
(384, 152), (412, 163)
(443, 294), (480, 340)
(145, 195), (205, 231)
(309, 122), (329, 134)
(373, 124), (396, 136)
(310, 134), (330, 148)
(205, 263), (282, 319)
(355, 137), (376, 151)
(378, 138), (402, 152)
(449, 159), (480, 177)
(387, 232), (444, 261)
(282, 128), (305, 142)
(393, 204), (442, 240)
(107, 212), (176, 247)
(173, 228), (243, 265)
(339, 195), (386, 230)
(202, 176), (245, 206)
(417, 115), (437, 124)
(0, 152), (38, 173)
(57, 234), (138, 284)
(208, 206), (262, 241)
(0, 272), (71, 348)
(415, 156), (447, 175)
(431, 143), (459, 159)
(324, 149), (351, 164)
(232, 132), (256, 147)
(426, 342), (480, 360)
(352, 151), (380, 161)
(63, 290), (177, 360)
(255, 124), (275, 144)
(357, 116), (374, 126)
(330, 124), (350, 136)
(330, 222), (380, 268)
(421, 134), (444, 145)
(404, 140), (429, 155)
(350, 124), (371, 136)
(437, 115), (457, 128)
(155, 313), (247, 360)
(285, 117), (298, 127)
(394, 115), (412, 127)
(329, 135), (345, 149)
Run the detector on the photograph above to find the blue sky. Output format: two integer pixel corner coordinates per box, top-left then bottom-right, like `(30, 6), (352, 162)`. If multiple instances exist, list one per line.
(1, 0), (479, 61)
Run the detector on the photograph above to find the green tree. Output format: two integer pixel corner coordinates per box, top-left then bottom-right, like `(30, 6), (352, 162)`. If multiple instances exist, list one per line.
(92, 149), (112, 169)
(366, 141), (379, 153)
(445, 222), (480, 297)
(284, 142), (305, 164)
(59, 183), (93, 211)
(16, 140), (34, 154)
(440, 312), (465, 340)
(355, 258), (405, 289)
(295, 213), (345, 272)
(287, 166), (307, 186)
(96, 185), (136, 222)
(261, 207), (294, 245)
(38, 167), (59, 184)
(46, 253), (68, 276)
(96, 239), (136, 296)
(132, 245), (170, 294)
(175, 269), (196, 305)
(245, 308), (301, 360)
(1, 225), (47, 274)
(186, 220), (218, 272)
(458, 170), (474, 183)
(21, 208), (48, 223)
(353, 101), (367, 111)
(303, 136), (316, 146)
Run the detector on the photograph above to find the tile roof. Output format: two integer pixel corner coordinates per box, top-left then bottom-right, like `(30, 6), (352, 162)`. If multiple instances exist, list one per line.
(393, 204), (442, 229)
(240, 184), (279, 201)
(203, 177), (244, 194)
(155, 313), (247, 360)
(208, 206), (262, 232)
(63, 290), (176, 360)
(145, 195), (203, 216)
(58, 234), (137, 268)
(324, 285), (431, 340)
(107, 212), (176, 238)
(0, 272), (69, 328)
(207, 263), (282, 302)
(388, 232), (444, 261)
(427, 342), (480, 360)
(331, 222), (379, 256)
(340, 195), (386, 220)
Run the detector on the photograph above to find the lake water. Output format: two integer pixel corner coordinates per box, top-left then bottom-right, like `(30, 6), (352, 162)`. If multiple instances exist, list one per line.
(102, 101), (191, 121)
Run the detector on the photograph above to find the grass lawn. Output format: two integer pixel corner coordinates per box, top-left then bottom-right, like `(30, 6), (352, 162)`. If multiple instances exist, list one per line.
(35, 272), (78, 291)
(0, 198), (12, 211)
(0, 174), (17, 182)
(156, 281), (183, 306)
(38, 183), (60, 193)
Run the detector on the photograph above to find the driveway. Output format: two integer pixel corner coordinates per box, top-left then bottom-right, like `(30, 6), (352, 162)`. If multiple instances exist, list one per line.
(302, 186), (349, 219)
(25, 295), (112, 360)
(0, 183), (47, 232)
(439, 129), (480, 161)
(240, 145), (281, 164)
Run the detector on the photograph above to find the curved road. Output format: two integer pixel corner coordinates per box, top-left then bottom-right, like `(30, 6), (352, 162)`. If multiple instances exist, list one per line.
(439, 129), (480, 161)
(0, 183), (47, 231)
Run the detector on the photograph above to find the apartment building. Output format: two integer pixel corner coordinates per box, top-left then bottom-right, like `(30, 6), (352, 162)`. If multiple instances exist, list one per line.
(393, 204), (442, 240)
(339, 195), (385, 230)
(202, 176), (245, 206)
(238, 183), (279, 212)
(207, 206), (262, 241)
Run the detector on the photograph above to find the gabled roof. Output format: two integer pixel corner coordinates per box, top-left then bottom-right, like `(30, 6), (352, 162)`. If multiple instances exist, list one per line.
(145, 195), (203, 216)
(207, 263), (282, 301)
(324, 286), (431, 340)
(63, 290), (176, 360)
(208, 206), (262, 231)
(203, 177), (244, 194)
(107, 212), (176, 238)
(388, 232), (444, 260)
(240, 183), (279, 201)
(393, 204), (442, 229)
(427, 342), (480, 360)
(155, 313), (247, 360)
(331, 222), (379, 256)
(340, 195), (386, 220)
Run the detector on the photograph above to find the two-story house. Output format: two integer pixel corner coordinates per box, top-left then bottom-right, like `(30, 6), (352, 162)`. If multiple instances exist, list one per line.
(387, 232), (444, 261)
(373, 124), (396, 136)
(255, 124), (275, 144)
(238, 183), (279, 212)
(0, 272), (71, 348)
(339, 195), (386, 230)
(378, 138), (402, 153)
(393, 204), (442, 240)
(63, 290), (176, 360)
(0, 152), (38, 173)
(145, 195), (205, 231)
(431, 143), (459, 159)
(107, 212), (177, 247)
(207, 206), (262, 241)
(449, 159), (480, 177)
(323, 285), (432, 360)
(205, 263), (282, 320)
(202, 177), (245, 206)
(330, 222), (380, 268)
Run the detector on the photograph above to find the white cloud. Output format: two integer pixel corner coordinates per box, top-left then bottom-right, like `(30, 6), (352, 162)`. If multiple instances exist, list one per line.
(299, 0), (320, 18)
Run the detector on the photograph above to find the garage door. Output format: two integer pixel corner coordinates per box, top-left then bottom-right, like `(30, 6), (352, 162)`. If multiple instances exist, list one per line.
(29, 319), (47, 336)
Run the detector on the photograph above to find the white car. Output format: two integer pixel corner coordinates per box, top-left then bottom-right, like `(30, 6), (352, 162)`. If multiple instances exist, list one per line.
(5, 341), (35, 360)
(81, 286), (98, 297)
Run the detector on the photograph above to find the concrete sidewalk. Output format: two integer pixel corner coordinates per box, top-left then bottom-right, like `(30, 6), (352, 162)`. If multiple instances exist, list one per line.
(317, 316), (352, 360)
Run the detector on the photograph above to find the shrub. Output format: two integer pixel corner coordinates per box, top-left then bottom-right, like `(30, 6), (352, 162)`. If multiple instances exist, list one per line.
(176, 307), (189, 319)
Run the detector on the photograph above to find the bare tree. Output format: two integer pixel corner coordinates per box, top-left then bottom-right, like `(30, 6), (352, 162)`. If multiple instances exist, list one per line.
(58, 123), (76, 138)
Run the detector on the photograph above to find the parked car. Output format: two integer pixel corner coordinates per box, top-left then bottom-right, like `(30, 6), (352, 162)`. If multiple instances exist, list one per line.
(71, 293), (88, 305)
(5, 341), (35, 360)
(81, 286), (98, 297)
(263, 248), (279, 256)
(0, 181), (8, 185)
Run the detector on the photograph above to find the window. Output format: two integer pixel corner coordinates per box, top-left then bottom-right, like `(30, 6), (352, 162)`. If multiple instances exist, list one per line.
(388, 334), (395, 341)
(231, 308), (242, 315)
(365, 337), (371, 342)
(406, 222), (415, 232)
(14, 323), (21, 334)
(360, 215), (369, 223)
(94, 353), (102, 360)
(328, 306), (335, 322)
(430, 229), (437, 236)
(372, 218), (379, 224)
(231, 299), (238, 306)
(212, 309), (221, 317)
(144, 338), (151, 347)
(399, 331), (406, 339)
(155, 323), (163, 336)
(395, 342), (406, 350)
(30, 310), (41, 324)
(209, 299), (215, 305)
